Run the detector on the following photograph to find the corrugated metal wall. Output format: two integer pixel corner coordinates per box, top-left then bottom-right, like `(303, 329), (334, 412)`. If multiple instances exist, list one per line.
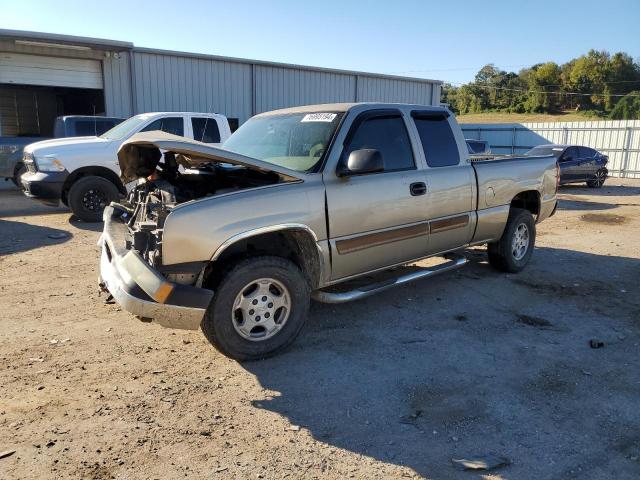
(254, 65), (355, 113)
(356, 76), (435, 105)
(130, 51), (253, 122)
(125, 50), (441, 123)
(461, 120), (640, 178)
(103, 53), (132, 118)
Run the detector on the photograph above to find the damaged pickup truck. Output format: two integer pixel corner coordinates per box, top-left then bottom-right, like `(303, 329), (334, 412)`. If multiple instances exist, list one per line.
(99, 103), (558, 360)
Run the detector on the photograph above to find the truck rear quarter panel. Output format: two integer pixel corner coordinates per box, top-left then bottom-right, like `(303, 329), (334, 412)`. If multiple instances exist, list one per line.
(472, 155), (557, 243)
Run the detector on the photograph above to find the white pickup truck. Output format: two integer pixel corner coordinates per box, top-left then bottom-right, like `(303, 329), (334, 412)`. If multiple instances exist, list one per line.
(20, 112), (231, 221)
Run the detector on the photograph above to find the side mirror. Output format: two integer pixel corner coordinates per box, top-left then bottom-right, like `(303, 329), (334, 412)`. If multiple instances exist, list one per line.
(337, 149), (384, 177)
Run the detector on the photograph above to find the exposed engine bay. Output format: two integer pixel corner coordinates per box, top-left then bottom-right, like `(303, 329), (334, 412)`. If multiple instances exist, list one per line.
(115, 149), (285, 267)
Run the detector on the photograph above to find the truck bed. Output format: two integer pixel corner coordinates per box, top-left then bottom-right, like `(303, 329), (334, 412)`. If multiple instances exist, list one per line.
(471, 153), (558, 217)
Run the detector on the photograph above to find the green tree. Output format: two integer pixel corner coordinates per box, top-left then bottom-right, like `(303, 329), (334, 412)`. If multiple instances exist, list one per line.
(448, 50), (639, 117)
(441, 83), (458, 113)
(523, 62), (561, 113)
(609, 90), (640, 119)
(607, 53), (640, 109)
(568, 50), (611, 110)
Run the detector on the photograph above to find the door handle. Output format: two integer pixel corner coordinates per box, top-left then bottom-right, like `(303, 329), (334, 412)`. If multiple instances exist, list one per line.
(410, 182), (427, 196)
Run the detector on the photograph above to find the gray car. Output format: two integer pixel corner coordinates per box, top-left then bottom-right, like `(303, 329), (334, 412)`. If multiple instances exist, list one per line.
(526, 144), (608, 188)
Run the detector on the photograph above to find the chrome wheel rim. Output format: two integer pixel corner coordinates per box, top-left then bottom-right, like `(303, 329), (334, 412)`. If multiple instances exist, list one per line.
(232, 278), (291, 342)
(594, 170), (605, 186)
(512, 223), (529, 261)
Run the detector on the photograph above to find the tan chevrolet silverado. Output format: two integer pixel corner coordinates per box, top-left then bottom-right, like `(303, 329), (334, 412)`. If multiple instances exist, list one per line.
(99, 103), (559, 360)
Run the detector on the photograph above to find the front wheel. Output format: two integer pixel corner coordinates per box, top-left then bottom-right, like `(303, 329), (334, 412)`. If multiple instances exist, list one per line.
(11, 163), (26, 189)
(201, 256), (310, 361)
(487, 208), (536, 273)
(67, 176), (120, 222)
(586, 169), (607, 188)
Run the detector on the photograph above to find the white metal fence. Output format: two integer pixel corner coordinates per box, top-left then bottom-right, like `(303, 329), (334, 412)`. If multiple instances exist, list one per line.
(461, 120), (640, 178)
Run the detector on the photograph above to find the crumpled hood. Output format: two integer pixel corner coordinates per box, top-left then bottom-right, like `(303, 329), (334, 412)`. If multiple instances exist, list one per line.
(25, 136), (111, 154)
(117, 131), (305, 184)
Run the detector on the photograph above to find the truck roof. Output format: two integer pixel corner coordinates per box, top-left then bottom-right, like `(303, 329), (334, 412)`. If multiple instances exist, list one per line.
(257, 102), (450, 117)
(57, 115), (125, 121)
(135, 112), (226, 119)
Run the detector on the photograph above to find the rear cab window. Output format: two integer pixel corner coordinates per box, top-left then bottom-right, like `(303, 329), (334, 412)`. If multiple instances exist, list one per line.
(191, 117), (221, 143)
(412, 112), (460, 167)
(343, 113), (414, 172)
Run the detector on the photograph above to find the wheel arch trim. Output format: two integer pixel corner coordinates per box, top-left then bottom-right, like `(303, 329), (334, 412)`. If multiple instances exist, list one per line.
(63, 166), (126, 198)
(210, 224), (326, 286)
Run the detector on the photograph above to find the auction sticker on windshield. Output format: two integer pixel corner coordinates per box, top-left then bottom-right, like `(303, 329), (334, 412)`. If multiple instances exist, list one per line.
(301, 113), (337, 122)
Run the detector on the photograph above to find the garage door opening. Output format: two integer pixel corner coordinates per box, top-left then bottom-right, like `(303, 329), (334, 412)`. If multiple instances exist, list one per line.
(0, 84), (105, 137)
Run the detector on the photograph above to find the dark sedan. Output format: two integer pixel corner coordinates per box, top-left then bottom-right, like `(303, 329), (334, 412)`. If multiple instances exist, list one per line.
(525, 144), (608, 188)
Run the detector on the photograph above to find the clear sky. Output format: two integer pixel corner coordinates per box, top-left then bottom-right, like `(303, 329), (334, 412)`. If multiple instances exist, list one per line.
(1, 0), (638, 84)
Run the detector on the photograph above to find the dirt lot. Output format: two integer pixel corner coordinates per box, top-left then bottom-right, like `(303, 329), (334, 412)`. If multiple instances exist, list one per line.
(1, 179), (639, 479)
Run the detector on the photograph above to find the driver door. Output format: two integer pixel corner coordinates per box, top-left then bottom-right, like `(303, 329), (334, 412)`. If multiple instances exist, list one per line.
(559, 146), (580, 183)
(323, 110), (429, 280)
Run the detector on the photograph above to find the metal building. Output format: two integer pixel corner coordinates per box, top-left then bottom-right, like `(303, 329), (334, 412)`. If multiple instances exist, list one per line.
(0, 29), (441, 136)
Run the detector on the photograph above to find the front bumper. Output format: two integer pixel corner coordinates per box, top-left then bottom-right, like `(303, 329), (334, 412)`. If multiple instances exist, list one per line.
(99, 205), (213, 330)
(21, 171), (67, 206)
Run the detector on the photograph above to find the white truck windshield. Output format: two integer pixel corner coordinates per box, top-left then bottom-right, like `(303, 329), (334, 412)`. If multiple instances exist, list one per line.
(100, 115), (153, 141)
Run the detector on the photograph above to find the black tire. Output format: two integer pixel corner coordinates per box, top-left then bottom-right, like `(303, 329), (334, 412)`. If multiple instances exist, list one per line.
(67, 176), (120, 222)
(11, 163), (26, 189)
(201, 256), (310, 361)
(586, 169), (607, 188)
(487, 208), (536, 273)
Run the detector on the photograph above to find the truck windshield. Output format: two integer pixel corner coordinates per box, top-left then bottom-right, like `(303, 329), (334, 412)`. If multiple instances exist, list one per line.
(223, 112), (343, 172)
(100, 115), (152, 141)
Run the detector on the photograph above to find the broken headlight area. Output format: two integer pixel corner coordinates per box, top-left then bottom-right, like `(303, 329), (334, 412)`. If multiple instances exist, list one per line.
(115, 150), (284, 269)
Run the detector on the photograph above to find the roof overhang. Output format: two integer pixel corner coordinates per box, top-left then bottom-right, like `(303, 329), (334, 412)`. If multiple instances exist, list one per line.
(0, 29), (133, 51)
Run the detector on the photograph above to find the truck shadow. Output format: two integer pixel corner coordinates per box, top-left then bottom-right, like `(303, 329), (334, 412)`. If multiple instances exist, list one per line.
(68, 216), (104, 232)
(240, 247), (640, 479)
(0, 219), (72, 256)
(560, 183), (640, 197)
(557, 198), (619, 211)
(0, 185), (68, 217)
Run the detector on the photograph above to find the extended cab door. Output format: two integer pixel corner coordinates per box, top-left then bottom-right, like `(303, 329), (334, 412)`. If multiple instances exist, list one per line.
(323, 109), (429, 280)
(410, 111), (475, 254)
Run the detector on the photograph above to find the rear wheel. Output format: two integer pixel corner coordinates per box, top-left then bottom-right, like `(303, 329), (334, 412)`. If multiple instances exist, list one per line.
(67, 176), (120, 222)
(488, 208), (536, 273)
(201, 256), (310, 361)
(586, 169), (606, 188)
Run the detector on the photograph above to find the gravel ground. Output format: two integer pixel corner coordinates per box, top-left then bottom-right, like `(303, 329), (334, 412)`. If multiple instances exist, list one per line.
(1, 179), (639, 479)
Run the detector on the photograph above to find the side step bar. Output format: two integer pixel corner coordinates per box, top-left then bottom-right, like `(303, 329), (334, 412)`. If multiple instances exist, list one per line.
(311, 253), (468, 304)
